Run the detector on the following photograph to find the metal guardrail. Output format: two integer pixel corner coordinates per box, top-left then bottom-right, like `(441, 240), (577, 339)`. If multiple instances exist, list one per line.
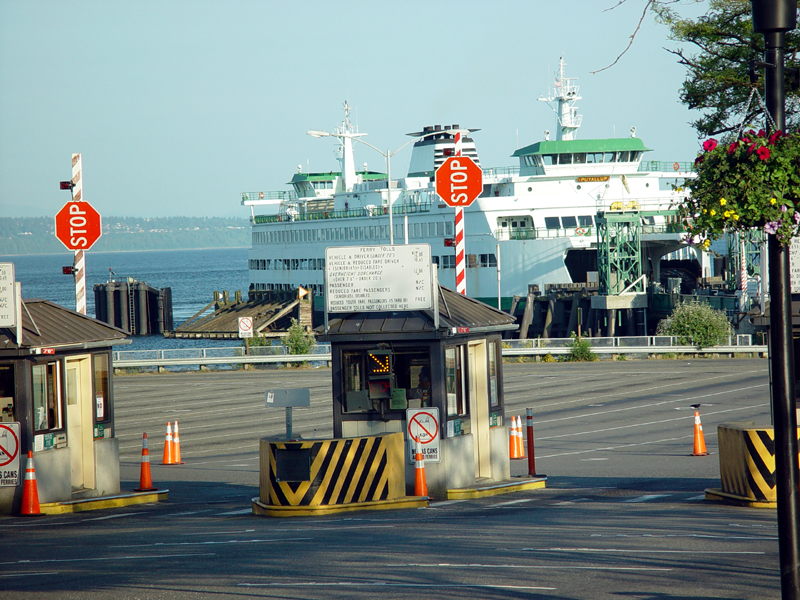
(111, 336), (765, 370)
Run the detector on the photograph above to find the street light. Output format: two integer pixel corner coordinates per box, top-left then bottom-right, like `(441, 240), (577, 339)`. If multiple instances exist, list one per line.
(307, 127), (465, 245)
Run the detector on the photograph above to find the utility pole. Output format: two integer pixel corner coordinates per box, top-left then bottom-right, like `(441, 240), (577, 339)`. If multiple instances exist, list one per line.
(751, 1), (800, 598)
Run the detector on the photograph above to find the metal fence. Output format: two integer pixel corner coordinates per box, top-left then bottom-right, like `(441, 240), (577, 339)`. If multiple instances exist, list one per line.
(112, 335), (764, 370)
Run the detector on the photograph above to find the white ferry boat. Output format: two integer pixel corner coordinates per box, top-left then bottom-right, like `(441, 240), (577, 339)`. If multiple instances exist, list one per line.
(241, 59), (697, 311)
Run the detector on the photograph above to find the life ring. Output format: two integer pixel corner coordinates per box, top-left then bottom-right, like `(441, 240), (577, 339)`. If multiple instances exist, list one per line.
(259, 192), (264, 199)
(673, 162), (680, 171)
(575, 227), (587, 236)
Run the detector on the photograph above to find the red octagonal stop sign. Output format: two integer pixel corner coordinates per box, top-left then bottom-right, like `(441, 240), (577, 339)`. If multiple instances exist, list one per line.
(55, 201), (102, 250)
(435, 156), (483, 207)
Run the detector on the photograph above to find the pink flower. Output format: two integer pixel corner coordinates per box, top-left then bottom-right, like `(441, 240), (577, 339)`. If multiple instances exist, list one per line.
(757, 129), (767, 138)
(794, 211), (800, 225)
(765, 221), (780, 235)
(694, 155), (704, 166)
(769, 130), (783, 145)
(703, 138), (718, 152)
(728, 141), (739, 154)
(756, 145), (770, 161)
(782, 204), (788, 213)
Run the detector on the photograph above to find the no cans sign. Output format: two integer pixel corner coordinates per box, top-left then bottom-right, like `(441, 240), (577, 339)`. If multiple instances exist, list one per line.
(406, 408), (440, 463)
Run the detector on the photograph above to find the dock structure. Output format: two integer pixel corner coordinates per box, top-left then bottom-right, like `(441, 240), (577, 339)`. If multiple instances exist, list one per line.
(166, 289), (312, 340)
(94, 279), (173, 336)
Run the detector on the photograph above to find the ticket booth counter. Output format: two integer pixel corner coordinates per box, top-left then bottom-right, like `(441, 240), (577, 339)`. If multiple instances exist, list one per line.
(325, 286), (518, 499)
(0, 299), (129, 514)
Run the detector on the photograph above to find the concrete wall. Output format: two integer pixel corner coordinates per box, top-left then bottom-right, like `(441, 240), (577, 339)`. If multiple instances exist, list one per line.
(93, 438), (121, 497)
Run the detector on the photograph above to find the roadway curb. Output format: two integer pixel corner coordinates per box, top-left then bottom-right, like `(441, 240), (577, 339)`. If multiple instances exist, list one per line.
(448, 475), (547, 499)
(251, 495), (429, 517)
(39, 490), (169, 514)
(704, 487), (776, 509)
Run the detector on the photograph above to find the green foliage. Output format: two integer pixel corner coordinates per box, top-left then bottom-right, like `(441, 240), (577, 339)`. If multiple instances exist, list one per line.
(654, 0), (800, 138)
(656, 300), (733, 348)
(680, 131), (800, 246)
(540, 353), (556, 363)
(561, 333), (598, 362)
(283, 318), (316, 355)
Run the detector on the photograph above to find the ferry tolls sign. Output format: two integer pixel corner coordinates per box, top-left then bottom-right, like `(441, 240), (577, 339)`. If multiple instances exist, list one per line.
(435, 156), (482, 207)
(55, 201), (102, 251)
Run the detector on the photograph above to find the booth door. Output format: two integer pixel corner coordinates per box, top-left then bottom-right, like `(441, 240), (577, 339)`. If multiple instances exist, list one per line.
(468, 341), (491, 479)
(66, 357), (95, 492)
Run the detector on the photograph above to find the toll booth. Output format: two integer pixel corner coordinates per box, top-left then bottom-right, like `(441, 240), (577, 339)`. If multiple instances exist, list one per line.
(325, 285), (518, 499)
(0, 299), (129, 514)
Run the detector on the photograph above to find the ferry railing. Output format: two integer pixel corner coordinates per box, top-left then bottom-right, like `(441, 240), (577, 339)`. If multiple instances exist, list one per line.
(242, 191), (298, 203)
(112, 335), (765, 370)
(252, 201), (433, 224)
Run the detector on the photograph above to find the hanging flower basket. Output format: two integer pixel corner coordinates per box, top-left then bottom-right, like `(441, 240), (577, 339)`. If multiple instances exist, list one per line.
(679, 129), (800, 247)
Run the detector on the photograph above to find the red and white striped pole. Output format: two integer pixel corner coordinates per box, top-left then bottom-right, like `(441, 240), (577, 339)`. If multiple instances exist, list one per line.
(71, 153), (86, 314)
(454, 132), (466, 295)
(739, 236), (748, 311)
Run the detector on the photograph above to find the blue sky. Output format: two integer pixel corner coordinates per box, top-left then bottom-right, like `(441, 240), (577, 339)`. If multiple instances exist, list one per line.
(0, 0), (707, 219)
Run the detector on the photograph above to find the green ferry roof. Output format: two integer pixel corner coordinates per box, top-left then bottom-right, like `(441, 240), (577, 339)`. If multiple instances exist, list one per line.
(512, 138), (652, 157)
(289, 171), (387, 184)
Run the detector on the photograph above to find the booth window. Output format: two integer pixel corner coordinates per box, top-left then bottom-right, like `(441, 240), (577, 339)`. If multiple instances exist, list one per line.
(0, 364), (14, 423)
(32, 362), (63, 433)
(488, 341), (499, 408)
(342, 348), (430, 414)
(445, 345), (468, 417)
(93, 353), (110, 422)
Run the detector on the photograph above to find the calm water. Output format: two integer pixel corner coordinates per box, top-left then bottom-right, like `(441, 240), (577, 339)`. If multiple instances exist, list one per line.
(0, 247), (250, 350)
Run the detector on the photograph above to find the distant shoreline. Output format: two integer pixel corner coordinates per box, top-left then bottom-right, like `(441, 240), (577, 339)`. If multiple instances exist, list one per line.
(0, 246), (250, 258)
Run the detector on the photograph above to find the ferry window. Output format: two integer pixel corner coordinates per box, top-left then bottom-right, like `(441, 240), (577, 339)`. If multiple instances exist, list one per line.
(432, 256), (440, 266)
(413, 223), (420, 238)
(480, 253), (497, 268)
(300, 259), (307, 270)
(631, 151), (642, 162)
(320, 258), (325, 269)
(291, 259), (299, 270)
(558, 154), (572, 165)
(545, 217), (560, 229)
(445, 346), (467, 417)
(436, 222), (444, 236)
(33, 362), (63, 433)
(0, 364), (15, 423)
(573, 153), (587, 164)
(619, 151), (630, 162)
(441, 255), (456, 269)
(578, 215), (594, 228)
(543, 155), (556, 165)
(93, 353), (110, 422)
(561, 216), (577, 228)
(532, 155), (543, 167)
(604, 152), (616, 163)
(445, 222), (454, 236)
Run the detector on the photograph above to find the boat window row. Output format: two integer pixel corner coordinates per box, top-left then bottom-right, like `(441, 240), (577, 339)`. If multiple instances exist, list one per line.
(252, 221), (455, 246)
(526, 150), (643, 167)
(249, 252), (497, 274)
(497, 215), (594, 231)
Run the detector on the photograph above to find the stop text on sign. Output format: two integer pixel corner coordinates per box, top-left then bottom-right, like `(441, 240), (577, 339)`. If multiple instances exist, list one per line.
(434, 156), (482, 208)
(55, 201), (102, 251)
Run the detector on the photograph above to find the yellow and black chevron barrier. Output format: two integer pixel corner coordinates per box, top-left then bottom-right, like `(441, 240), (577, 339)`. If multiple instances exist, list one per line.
(252, 432), (427, 517)
(707, 422), (800, 508)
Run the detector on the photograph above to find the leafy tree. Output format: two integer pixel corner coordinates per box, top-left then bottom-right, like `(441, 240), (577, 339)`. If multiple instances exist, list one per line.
(656, 299), (733, 348)
(283, 318), (316, 355)
(653, 0), (800, 138)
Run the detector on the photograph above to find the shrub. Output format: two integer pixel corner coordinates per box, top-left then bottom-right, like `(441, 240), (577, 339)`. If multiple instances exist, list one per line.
(656, 300), (733, 348)
(284, 318), (316, 355)
(562, 333), (598, 362)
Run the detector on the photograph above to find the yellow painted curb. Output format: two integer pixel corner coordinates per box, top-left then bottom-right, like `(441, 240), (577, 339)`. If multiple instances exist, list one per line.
(448, 477), (547, 500)
(39, 490), (169, 514)
(251, 495), (428, 517)
(704, 487), (776, 509)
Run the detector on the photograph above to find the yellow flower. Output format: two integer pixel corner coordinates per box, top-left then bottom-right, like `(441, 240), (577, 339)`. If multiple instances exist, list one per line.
(771, 198), (777, 205)
(702, 239), (711, 249)
(703, 208), (708, 214)
(720, 198), (726, 206)
(724, 210), (731, 218)
(710, 209), (716, 216)
(732, 214), (739, 221)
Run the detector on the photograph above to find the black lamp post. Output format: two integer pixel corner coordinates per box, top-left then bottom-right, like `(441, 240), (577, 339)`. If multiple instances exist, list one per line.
(751, 1), (800, 597)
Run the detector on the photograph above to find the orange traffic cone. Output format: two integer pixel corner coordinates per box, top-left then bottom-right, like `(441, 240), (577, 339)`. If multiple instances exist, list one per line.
(509, 416), (521, 459)
(692, 411), (708, 456)
(414, 438), (428, 497)
(162, 422), (175, 465)
(134, 433), (157, 492)
(171, 421), (185, 465)
(515, 415), (526, 459)
(20, 451), (42, 516)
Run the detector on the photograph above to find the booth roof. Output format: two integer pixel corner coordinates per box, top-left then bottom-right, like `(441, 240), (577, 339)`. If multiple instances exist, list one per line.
(0, 299), (130, 352)
(323, 285), (518, 336)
